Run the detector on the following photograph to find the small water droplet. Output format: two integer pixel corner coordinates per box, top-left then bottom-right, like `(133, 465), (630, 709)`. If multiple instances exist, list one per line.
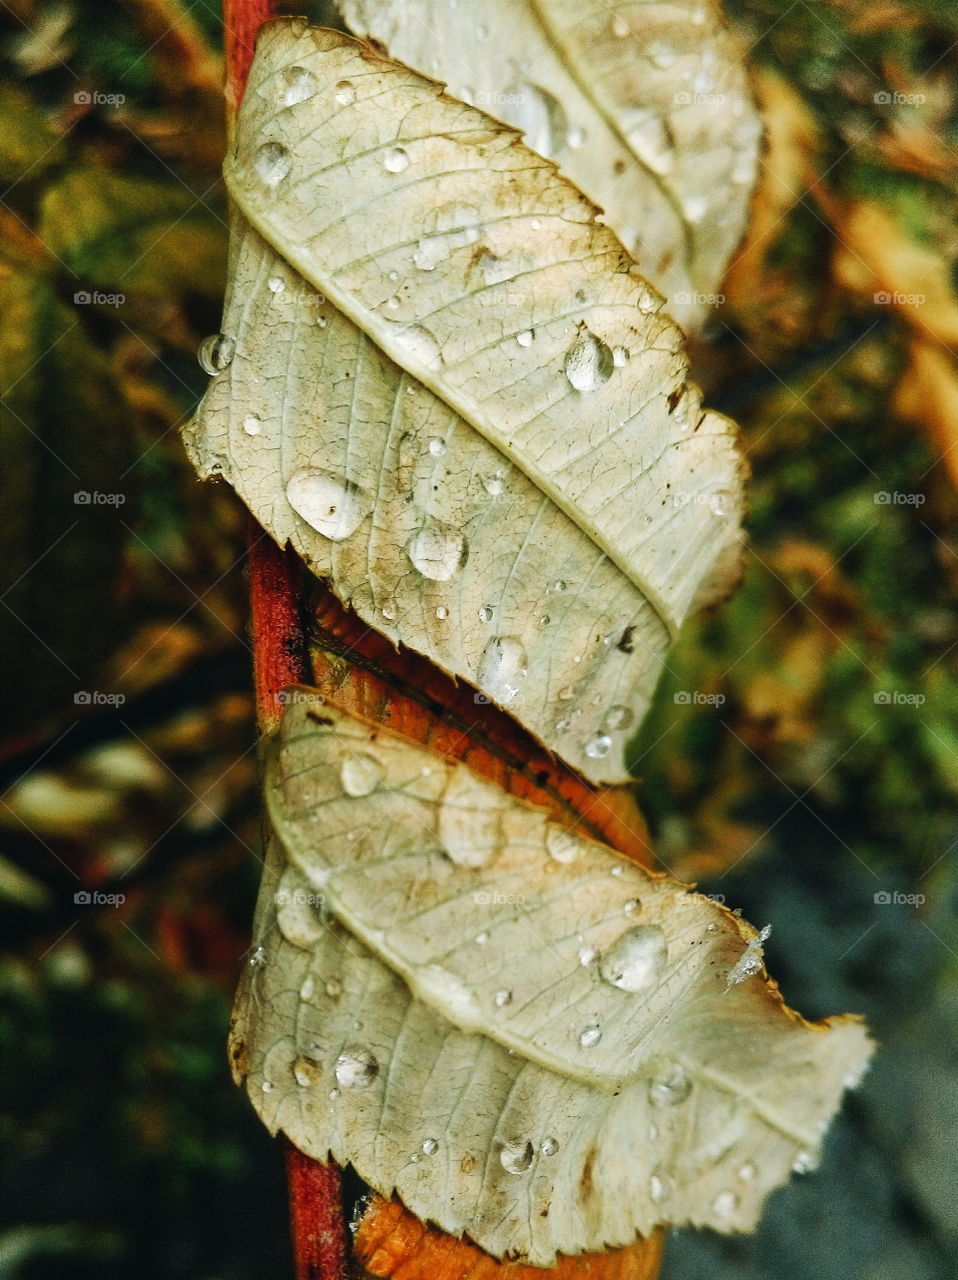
(579, 1023), (602, 1048)
(612, 14), (629, 37)
(738, 1161), (757, 1181)
(599, 925), (667, 993)
(334, 1046), (379, 1089)
(198, 333), (235, 375)
(427, 437), (446, 456)
(553, 579), (567, 592)
(531, 218), (542, 230)
(483, 474), (504, 496)
(478, 636), (528, 705)
(279, 65), (317, 106)
(500, 1139), (535, 1175)
(792, 1150), (815, 1174)
(381, 601), (397, 621)
(578, 945), (599, 966)
(509, 82), (568, 154)
(248, 945), (267, 968)
(626, 112), (674, 176)
(611, 865), (624, 877)
(623, 898), (641, 915)
(474, 930), (489, 945)
(421, 1137), (439, 1155)
(392, 322), (442, 369)
(267, 276), (285, 294)
(612, 345), (630, 367)
(435, 605), (448, 620)
(388, 270), (400, 283)
(243, 414), (262, 436)
(516, 329), (534, 347)
(540, 1136), (559, 1156)
(567, 125), (586, 148)
(682, 194), (709, 223)
(725, 923), (772, 989)
(286, 470), (368, 541)
(407, 519), (467, 581)
(325, 978), (343, 998)
(261, 1079), (274, 1093)
(299, 975), (315, 1001)
(538, 613), (550, 628)
(649, 1173), (665, 1202)
(292, 1055), (321, 1087)
(329, 1087), (340, 1100)
(603, 705), (634, 731)
(340, 752), (385, 797)
(384, 146), (409, 173)
(494, 989), (513, 1007)
(334, 78), (356, 106)
(648, 1123), (659, 1140)
(584, 732), (613, 759)
(386, 295), (400, 310)
(712, 1190), (739, 1217)
(479, 605), (494, 622)
(564, 331), (615, 392)
(649, 1065), (692, 1106)
(253, 141), (291, 187)
(546, 823), (581, 863)
(648, 39), (676, 69)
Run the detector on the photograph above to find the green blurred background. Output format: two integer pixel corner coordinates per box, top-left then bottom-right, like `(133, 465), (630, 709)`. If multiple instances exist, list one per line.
(0, 1), (955, 1277)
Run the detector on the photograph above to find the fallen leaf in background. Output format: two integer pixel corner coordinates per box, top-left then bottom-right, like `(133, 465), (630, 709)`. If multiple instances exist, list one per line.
(894, 336), (958, 490)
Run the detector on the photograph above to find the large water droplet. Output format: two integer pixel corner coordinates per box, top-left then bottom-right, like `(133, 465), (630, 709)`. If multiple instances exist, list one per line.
(242, 414), (262, 436)
(516, 329), (534, 348)
(545, 822), (581, 863)
(392, 323), (442, 370)
(279, 65), (317, 106)
(253, 141), (291, 187)
(384, 146), (409, 173)
(499, 1139), (535, 1175)
(478, 605), (494, 622)
(340, 752), (385, 797)
(198, 333), (235, 375)
(334, 1045), (379, 1089)
(579, 1023), (602, 1048)
(334, 79), (356, 106)
(478, 636), (528, 705)
(564, 331), (615, 392)
(626, 112), (675, 176)
(427, 437), (446, 457)
(599, 925), (668, 993)
(407, 519), (467, 581)
(421, 1137), (439, 1155)
(584, 732), (613, 759)
(649, 1065), (692, 1106)
(286, 470), (368, 540)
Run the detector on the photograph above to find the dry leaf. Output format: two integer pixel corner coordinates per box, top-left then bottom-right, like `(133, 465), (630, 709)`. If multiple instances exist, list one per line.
(229, 694), (873, 1265)
(184, 19), (746, 785)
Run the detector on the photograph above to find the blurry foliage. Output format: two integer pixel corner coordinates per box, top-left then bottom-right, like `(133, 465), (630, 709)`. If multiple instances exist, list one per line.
(0, 1), (956, 1278)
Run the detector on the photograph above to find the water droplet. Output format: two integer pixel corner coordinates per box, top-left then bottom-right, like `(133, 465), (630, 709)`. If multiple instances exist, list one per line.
(325, 978), (343, 998)
(648, 1123), (659, 1140)
(611, 865), (624, 877)
(267, 276), (285, 294)
(340, 752), (385, 797)
(299, 975), (315, 1001)
(553, 579), (567, 592)
(649, 1173), (665, 1202)
(564, 331), (615, 392)
(531, 218), (542, 230)
(494, 989), (513, 1008)
(516, 329), (534, 347)
(334, 1046), (379, 1089)
(540, 1136), (559, 1156)
(792, 1150), (815, 1174)
(599, 925), (667, 993)
(538, 613), (550, 628)
(381, 601), (397, 621)
(584, 732), (613, 759)
(474, 930), (489, 945)
(198, 333), (235, 375)
(427, 437), (446, 456)
(422, 1137), (439, 1155)
(499, 1139), (535, 1175)
(649, 1065), (692, 1106)
(567, 125), (586, 149)
(509, 82), (568, 154)
(384, 146), (409, 173)
(603, 705), (634, 731)
(478, 636), (528, 705)
(392, 323), (442, 369)
(388, 270), (399, 282)
(253, 141), (291, 187)
(248, 945), (267, 968)
(648, 40), (676, 69)
(279, 65), (317, 106)
(286, 470), (368, 540)
(334, 79), (356, 106)
(329, 1088), (339, 1100)
(435, 605), (448, 620)
(738, 1161), (757, 1181)
(293, 1055), (321, 1087)
(612, 346), (630, 367)
(626, 112), (674, 176)
(479, 605), (494, 622)
(682, 194), (709, 223)
(261, 1079), (274, 1093)
(407, 519), (467, 581)
(712, 1190), (739, 1217)
(579, 1023), (602, 1048)
(612, 14), (629, 37)
(578, 945), (599, 966)
(386, 295), (400, 310)
(546, 823), (581, 864)
(242, 414), (262, 436)
(483, 474), (504, 496)
(725, 923), (772, 989)
(623, 898), (641, 915)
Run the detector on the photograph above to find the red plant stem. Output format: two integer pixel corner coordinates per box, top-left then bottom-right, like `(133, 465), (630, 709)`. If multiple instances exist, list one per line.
(223, 2), (347, 1277)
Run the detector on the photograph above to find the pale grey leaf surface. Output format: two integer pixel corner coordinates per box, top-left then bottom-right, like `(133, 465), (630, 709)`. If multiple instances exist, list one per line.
(228, 694), (874, 1263)
(183, 21), (746, 784)
(339, 0), (762, 329)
